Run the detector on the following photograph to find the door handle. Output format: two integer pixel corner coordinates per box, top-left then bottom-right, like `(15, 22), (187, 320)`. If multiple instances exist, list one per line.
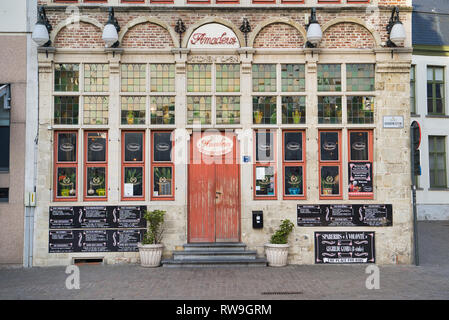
(216, 191), (222, 194)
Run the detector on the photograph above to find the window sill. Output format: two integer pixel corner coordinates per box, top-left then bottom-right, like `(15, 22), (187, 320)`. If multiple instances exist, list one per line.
(411, 113), (421, 118)
(428, 188), (449, 191)
(426, 115), (449, 119)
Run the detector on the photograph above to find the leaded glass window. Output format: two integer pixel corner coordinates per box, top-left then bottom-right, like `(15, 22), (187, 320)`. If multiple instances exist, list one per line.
(121, 96), (146, 125)
(347, 96), (374, 124)
(54, 64), (79, 92)
(216, 96), (240, 125)
(318, 96), (342, 124)
(84, 96), (109, 125)
(84, 64), (109, 92)
(187, 64), (212, 92)
(216, 64), (240, 92)
(281, 64), (305, 92)
(317, 64), (341, 92)
(121, 64), (146, 92)
(253, 96), (277, 124)
(282, 96), (305, 124)
(346, 64), (375, 92)
(54, 96), (79, 125)
(150, 96), (175, 125)
(187, 96), (211, 124)
(150, 64), (175, 92)
(252, 64), (276, 92)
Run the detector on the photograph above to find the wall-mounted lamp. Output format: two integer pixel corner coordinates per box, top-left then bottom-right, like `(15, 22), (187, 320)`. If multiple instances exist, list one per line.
(386, 6), (406, 47)
(102, 7), (120, 48)
(174, 19), (186, 58)
(32, 7), (52, 47)
(306, 8), (322, 48)
(239, 18), (251, 57)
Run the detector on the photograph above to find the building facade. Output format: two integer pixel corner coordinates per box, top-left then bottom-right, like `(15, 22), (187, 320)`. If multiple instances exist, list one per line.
(34, 0), (414, 266)
(0, 0), (38, 266)
(412, 0), (449, 220)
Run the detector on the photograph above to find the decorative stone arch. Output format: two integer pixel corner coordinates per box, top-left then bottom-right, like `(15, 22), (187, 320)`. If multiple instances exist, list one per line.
(249, 18), (307, 48)
(51, 16), (104, 44)
(119, 17), (178, 48)
(321, 18), (382, 48)
(182, 18), (245, 49)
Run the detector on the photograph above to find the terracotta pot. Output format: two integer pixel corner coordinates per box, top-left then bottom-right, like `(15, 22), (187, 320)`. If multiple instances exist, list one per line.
(264, 243), (289, 267)
(138, 243), (164, 267)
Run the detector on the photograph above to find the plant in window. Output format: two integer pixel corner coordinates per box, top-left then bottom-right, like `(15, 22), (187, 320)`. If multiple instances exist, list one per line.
(321, 175), (337, 195)
(154, 167), (172, 195)
(58, 171), (76, 197)
(87, 175), (105, 196)
(125, 168), (142, 185)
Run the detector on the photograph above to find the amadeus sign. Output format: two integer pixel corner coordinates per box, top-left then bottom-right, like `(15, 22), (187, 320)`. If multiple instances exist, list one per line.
(188, 23), (240, 49)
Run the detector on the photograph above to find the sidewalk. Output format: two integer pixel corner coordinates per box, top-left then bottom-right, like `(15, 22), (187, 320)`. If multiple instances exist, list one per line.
(0, 221), (448, 300)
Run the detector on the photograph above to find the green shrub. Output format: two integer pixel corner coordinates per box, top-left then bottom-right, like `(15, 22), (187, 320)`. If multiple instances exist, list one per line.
(270, 219), (295, 244)
(142, 210), (165, 245)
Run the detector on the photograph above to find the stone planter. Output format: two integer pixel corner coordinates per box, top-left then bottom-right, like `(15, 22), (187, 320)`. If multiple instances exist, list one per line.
(138, 243), (164, 267)
(264, 243), (289, 267)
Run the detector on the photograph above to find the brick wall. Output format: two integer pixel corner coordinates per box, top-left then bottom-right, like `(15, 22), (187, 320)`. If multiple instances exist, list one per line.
(253, 23), (304, 48)
(321, 22), (375, 49)
(54, 21), (104, 49)
(122, 23), (174, 49)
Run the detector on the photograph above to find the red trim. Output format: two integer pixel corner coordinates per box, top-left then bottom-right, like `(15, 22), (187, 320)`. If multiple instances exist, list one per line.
(282, 130), (306, 200)
(83, 130), (108, 202)
(317, 0), (341, 3)
(216, 0), (239, 3)
(252, 0), (276, 3)
(281, 0), (305, 3)
(348, 129), (374, 200)
(318, 130), (342, 200)
(120, 0), (145, 3)
(253, 130), (277, 200)
(150, 0), (174, 2)
(121, 130), (145, 201)
(151, 131), (175, 201)
(54, 131), (78, 202)
(187, 0), (211, 3)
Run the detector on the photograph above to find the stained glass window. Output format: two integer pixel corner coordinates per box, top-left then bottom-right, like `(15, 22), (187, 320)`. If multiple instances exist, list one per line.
(253, 96), (277, 124)
(83, 96), (109, 125)
(216, 96), (240, 125)
(281, 64), (305, 92)
(252, 64), (276, 92)
(216, 64), (240, 92)
(187, 64), (212, 92)
(121, 64), (146, 92)
(318, 96), (342, 124)
(347, 96), (374, 124)
(282, 96), (305, 124)
(150, 64), (175, 92)
(54, 96), (79, 125)
(317, 64), (341, 92)
(150, 96), (175, 125)
(187, 96), (211, 124)
(346, 64), (375, 92)
(84, 64), (109, 92)
(54, 64), (79, 92)
(121, 96), (146, 125)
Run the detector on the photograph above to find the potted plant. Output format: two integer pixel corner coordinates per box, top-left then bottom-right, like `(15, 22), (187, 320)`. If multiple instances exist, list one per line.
(138, 209), (166, 267)
(154, 167), (172, 196)
(265, 219), (295, 267)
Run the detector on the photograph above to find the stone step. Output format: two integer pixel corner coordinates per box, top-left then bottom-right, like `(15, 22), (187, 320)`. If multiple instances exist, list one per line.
(173, 250), (258, 261)
(183, 242), (247, 251)
(162, 258), (267, 268)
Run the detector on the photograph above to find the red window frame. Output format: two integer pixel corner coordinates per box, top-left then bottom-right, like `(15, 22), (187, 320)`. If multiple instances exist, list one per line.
(83, 0), (107, 3)
(54, 1), (78, 3)
(254, 130), (277, 200)
(54, 131), (78, 202)
(348, 129), (374, 200)
(120, 0), (145, 3)
(317, 0), (341, 3)
(121, 130), (145, 201)
(281, 0), (304, 4)
(187, 0), (211, 4)
(151, 131), (175, 201)
(282, 130), (306, 200)
(252, 0), (276, 3)
(150, 0), (174, 3)
(84, 131), (108, 201)
(318, 130), (342, 200)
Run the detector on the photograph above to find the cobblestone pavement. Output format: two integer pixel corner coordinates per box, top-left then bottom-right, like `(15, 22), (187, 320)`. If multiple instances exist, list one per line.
(0, 221), (448, 300)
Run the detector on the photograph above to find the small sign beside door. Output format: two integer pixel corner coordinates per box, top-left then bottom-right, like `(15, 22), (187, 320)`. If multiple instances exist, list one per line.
(383, 116), (404, 128)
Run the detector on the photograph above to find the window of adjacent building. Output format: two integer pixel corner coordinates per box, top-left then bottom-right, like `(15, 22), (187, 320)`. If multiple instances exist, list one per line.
(187, 63), (241, 126)
(410, 65), (416, 114)
(283, 130), (306, 199)
(348, 130), (374, 199)
(429, 136), (447, 188)
(0, 188), (8, 202)
(319, 130), (342, 199)
(122, 131), (145, 200)
(120, 63), (176, 126)
(254, 130), (277, 199)
(0, 84), (10, 171)
(252, 64), (306, 125)
(151, 131), (174, 200)
(427, 66), (445, 115)
(84, 131), (108, 201)
(54, 131), (78, 201)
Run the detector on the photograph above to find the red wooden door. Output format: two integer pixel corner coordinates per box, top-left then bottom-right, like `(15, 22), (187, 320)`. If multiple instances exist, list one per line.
(188, 132), (240, 243)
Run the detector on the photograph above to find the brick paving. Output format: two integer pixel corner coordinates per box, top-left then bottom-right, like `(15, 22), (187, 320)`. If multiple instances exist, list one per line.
(0, 221), (448, 300)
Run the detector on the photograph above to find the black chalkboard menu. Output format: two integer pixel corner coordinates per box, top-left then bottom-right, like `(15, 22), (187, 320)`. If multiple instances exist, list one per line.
(49, 206), (147, 253)
(297, 204), (392, 227)
(49, 206), (147, 229)
(49, 229), (145, 253)
(315, 231), (375, 264)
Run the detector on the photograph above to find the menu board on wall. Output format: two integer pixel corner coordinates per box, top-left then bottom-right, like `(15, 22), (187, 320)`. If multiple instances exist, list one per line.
(49, 206), (147, 229)
(49, 229), (145, 253)
(315, 231), (375, 264)
(297, 204), (392, 227)
(348, 162), (373, 197)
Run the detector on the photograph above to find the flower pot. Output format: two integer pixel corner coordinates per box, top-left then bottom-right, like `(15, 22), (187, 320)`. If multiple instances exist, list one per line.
(264, 243), (289, 267)
(138, 243), (164, 267)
